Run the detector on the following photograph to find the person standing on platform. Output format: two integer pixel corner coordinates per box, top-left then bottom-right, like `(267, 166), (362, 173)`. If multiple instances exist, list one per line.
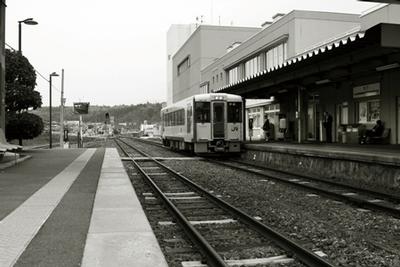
(262, 118), (270, 142)
(323, 111), (333, 143)
(248, 118), (254, 141)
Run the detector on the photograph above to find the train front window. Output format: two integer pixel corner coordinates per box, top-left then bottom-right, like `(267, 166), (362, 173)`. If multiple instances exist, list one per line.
(195, 102), (210, 123)
(227, 102), (242, 123)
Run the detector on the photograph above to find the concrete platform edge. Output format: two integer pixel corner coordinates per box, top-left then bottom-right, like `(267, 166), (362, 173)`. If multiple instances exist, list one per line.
(0, 155), (32, 170)
(81, 148), (168, 267)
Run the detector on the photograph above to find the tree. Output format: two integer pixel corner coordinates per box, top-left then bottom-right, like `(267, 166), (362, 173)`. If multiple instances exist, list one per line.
(5, 49), (44, 145)
(5, 113), (44, 142)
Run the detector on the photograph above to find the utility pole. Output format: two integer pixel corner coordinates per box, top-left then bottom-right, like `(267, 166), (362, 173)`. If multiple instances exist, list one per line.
(60, 69), (65, 148)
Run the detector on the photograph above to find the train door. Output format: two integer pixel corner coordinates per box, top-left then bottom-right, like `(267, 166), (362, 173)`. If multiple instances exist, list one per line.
(307, 102), (317, 141)
(212, 102), (225, 138)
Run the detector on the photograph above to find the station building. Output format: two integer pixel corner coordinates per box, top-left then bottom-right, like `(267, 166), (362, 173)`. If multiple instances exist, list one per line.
(0, 0), (5, 131)
(168, 4), (400, 145)
(166, 24), (196, 105)
(211, 5), (400, 145)
(171, 24), (260, 103)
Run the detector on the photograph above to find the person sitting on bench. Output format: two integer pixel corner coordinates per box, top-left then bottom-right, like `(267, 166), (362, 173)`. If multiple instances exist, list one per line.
(360, 120), (384, 144)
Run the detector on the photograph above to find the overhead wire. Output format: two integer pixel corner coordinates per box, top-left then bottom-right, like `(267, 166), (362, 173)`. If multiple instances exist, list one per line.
(5, 42), (61, 92)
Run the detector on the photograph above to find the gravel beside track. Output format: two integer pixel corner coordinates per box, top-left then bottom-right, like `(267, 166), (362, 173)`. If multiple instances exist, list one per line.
(163, 159), (400, 267)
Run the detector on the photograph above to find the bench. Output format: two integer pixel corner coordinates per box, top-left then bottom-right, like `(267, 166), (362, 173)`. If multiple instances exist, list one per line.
(365, 128), (391, 144)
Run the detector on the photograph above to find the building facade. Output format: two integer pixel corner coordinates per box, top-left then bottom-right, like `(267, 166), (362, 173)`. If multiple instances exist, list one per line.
(201, 10), (361, 93)
(0, 0), (5, 131)
(171, 25), (260, 103)
(166, 24), (196, 105)
(167, 5), (400, 144)
(215, 5), (400, 144)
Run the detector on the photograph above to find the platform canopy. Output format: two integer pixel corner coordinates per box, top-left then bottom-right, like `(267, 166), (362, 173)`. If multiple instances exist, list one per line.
(217, 23), (400, 99)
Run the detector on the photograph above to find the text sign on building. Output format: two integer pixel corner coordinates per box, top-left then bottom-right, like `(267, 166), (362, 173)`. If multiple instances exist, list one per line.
(353, 83), (380, 98)
(73, 102), (90, 114)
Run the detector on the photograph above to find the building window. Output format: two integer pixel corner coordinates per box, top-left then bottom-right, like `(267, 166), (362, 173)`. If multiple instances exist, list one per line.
(245, 56), (261, 78)
(266, 42), (287, 71)
(228, 66), (239, 84)
(358, 100), (380, 123)
(212, 77), (215, 84)
(216, 74), (219, 83)
(200, 82), (209, 94)
(177, 56), (190, 75)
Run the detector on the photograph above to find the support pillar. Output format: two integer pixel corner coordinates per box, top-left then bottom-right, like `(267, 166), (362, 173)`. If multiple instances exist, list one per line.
(297, 87), (302, 143)
(0, 0), (6, 131)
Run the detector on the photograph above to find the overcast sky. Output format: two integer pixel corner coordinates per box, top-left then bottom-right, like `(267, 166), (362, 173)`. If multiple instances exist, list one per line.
(5, 0), (379, 107)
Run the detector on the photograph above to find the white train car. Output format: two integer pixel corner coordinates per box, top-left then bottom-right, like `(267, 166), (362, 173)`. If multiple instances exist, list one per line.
(161, 93), (243, 153)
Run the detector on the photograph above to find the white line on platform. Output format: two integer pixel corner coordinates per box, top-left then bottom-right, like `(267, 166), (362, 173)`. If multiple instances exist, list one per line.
(82, 148), (168, 267)
(0, 149), (96, 267)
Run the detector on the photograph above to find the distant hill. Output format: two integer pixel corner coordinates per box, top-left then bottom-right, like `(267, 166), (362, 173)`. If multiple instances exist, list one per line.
(33, 103), (163, 129)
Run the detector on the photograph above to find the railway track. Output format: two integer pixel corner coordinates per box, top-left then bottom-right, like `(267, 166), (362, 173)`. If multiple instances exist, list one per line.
(209, 158), (400, 219)
(114, 137), (335, 267)
(124, 136), (400, 219)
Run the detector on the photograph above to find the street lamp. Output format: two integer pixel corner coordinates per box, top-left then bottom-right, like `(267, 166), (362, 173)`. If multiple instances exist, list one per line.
(18, 18), (38, 53)
(49, 72), (59, 149)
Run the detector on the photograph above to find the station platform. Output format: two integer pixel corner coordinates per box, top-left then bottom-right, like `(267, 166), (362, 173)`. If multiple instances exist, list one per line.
(245, 142), (400, 166)
(243, 142), (400, 193)
(0, 148), (167, 267)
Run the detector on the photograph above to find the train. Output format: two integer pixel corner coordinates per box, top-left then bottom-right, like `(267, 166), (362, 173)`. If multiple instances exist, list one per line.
(161, 93), (244, 153)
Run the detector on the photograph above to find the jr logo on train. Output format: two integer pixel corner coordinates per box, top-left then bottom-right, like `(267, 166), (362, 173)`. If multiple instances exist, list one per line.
(161, 93), (244, 153)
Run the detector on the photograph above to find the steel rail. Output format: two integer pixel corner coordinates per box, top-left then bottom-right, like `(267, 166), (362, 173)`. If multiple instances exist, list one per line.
(114, 139), (228, 267)
(116, 138), (336, 267)
(124, 137), (400, 217)
(126, 136), (400, 203)
(210, 159), (400, 219)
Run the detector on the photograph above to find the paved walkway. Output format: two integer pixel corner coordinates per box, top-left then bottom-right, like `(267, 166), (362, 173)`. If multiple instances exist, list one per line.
(0, 148), (167, 267)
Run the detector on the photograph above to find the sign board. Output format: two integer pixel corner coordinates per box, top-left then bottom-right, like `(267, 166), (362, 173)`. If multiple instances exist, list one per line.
(353, 83), (380, 98)
(73, 102), (90, 114)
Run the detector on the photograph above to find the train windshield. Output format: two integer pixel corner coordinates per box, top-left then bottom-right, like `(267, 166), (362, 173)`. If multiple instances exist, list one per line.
(227, 102), (242, 123)
(195, 102), (211, 123)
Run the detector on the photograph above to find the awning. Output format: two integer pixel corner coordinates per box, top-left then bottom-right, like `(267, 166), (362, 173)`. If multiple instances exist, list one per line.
(217, 23), (400, 97)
